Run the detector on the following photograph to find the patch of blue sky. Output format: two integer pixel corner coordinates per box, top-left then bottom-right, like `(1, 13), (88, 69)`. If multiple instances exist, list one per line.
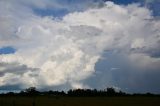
(33, 0), (160, 18)
(147, 1), (160, 16)
(105, 0), (140, 5)
(0, 46), (16, 55)
(34, 8), (69, 17)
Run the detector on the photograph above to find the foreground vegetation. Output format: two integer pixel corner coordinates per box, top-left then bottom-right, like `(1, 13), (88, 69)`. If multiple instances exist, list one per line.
(1, 96), (160, 106)
(0, 87), (160, 106)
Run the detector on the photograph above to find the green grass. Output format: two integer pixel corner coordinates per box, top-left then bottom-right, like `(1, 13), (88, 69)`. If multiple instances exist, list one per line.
(0, 96), (160, 106)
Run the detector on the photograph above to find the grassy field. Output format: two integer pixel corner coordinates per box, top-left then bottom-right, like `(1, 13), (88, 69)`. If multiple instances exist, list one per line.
(0, 96), (160, 106)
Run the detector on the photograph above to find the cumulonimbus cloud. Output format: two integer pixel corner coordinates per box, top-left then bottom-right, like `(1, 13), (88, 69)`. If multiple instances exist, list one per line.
(0, 1), (160, 90)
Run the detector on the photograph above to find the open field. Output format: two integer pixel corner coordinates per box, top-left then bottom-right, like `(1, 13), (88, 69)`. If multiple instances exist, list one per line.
(0, 96), (160, 106)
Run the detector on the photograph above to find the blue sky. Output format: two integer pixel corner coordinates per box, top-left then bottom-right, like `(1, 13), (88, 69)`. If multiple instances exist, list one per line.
(0, 0), (160, 93)
(32, 0), (160, 17)
(0, 47), (16, 55)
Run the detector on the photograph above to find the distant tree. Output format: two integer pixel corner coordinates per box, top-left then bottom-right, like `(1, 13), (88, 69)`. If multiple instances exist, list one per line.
(6, 92), (15, 96)
(118, 91), (126, 96)
(106, 88), (116, 96)
(25, 87), (39, 96)
(1, 86), (158, 97)
(145, 92), (153, 96)
(19, 91), (26, 96)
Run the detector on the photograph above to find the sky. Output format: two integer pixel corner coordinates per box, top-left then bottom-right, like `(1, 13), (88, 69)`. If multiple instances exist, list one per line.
(0, 0), (160, 93)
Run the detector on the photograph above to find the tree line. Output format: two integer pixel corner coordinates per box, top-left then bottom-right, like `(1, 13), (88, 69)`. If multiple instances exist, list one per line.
(0, 87), (159, 97)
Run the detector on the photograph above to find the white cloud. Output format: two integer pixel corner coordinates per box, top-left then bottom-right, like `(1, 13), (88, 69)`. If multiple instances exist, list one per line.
(0, 1), (160, 90)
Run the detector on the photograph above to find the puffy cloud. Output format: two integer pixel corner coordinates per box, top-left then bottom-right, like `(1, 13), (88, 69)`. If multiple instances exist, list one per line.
(0, 62), (39, 87)
(0, 1), (160, 92)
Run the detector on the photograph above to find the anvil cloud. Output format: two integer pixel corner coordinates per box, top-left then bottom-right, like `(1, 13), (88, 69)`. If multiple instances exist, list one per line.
(0, 0), (160, 93)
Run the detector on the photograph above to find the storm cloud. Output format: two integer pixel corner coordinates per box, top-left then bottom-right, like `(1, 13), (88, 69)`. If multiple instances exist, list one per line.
(0, 0), (160, 93)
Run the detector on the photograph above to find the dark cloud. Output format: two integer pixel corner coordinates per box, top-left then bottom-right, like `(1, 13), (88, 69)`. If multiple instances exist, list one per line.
(0, 85), (21, 90)
(131, 45), (160, 58)
(85, 52), (160, 93)
(0, 62), (38, 77)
